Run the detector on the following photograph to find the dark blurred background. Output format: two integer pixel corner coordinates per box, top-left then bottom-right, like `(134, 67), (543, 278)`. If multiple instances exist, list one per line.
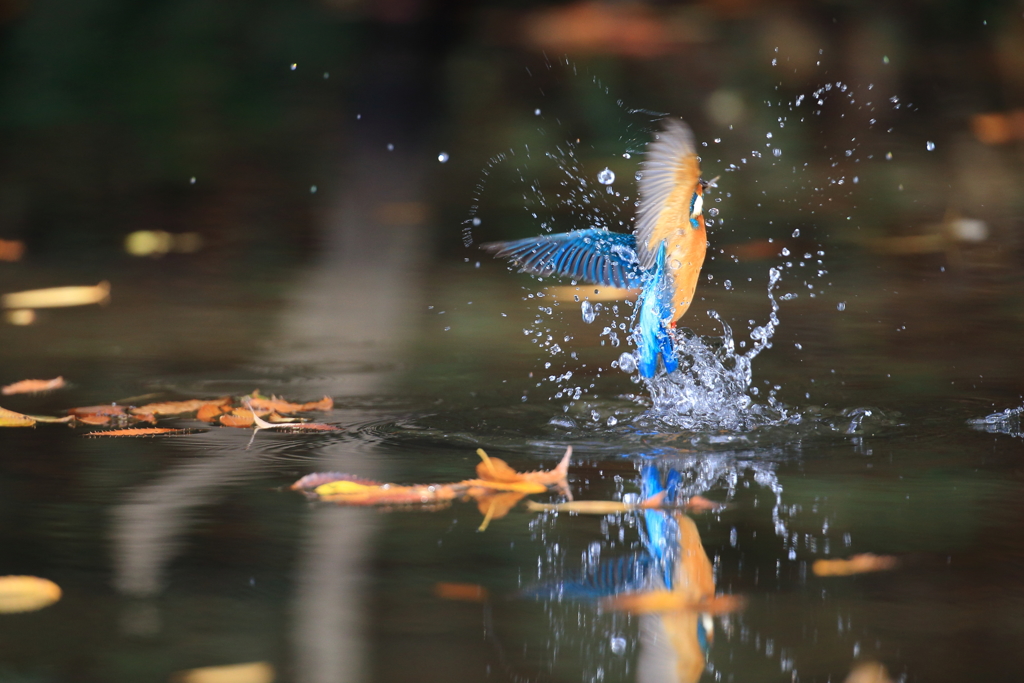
(1, 0), (1023, 269)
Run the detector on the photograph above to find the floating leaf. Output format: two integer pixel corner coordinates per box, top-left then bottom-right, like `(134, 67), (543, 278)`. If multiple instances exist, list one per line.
(460, 478), (548, 494)
(475, 491), (527, 531)
(0, 576), (61, 613)
(683, 495), (723, 512)
(433, 582), (489, 603)
(844, 661), (895, 683)
(266, 422), (342, 432)
(2, 376), (65, 395)
(76, 414), (112, 426)
(525, 491), (666, 515)
(69, 404), (127, 418)
(0, 406), (36, 427)
(131, 397), (231, 417)
(85, 427), (197, 437)
(812, 553), (898, 577)
(197, 403), (231, 422)
(171, 661), (275, 683)
(246, 391), (333, 414)
(27, 414), (75, 424)
(2, 281), (110, 309)
(291, 472), (350, 491)
(314, 478), (460, 506)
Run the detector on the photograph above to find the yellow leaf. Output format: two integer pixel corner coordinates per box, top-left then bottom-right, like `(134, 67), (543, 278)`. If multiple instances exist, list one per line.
(0, 576), (61, 613)
(460, 478), (548, 494)
(0, 406), (35, 427)
(2, 281), (110, 309)
(172, 661), (275, 683)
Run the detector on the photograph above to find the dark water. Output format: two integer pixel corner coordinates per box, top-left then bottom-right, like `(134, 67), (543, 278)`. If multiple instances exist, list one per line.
(3, 3), (1024, 682)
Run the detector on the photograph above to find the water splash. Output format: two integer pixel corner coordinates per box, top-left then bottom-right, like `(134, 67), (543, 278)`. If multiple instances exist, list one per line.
(625, 267), (791, 432)
(968, 405), (1024, 438)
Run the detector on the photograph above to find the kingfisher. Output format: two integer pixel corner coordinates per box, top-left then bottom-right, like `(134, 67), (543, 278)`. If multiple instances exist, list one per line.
(481, 118), (710, 378)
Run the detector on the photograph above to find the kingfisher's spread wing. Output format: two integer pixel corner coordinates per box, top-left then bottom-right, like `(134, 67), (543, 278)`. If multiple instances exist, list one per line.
(633, 119), (707, 321)
(481, 229), (642, 289)
(634, 119), (700, 269)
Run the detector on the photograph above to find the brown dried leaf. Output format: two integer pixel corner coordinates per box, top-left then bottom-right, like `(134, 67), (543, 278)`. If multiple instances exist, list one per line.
(0, 406), (35, 427)
(85, 427), (197, 437)
(68, 404), (127, 418)
(76, 414), (112, 426)
(2, 376), (65, 395)
(433, 582), (489, 603)
(131, 397), (231, 417)
(246, 391), (334, 414)
(813, 554), (899, 577)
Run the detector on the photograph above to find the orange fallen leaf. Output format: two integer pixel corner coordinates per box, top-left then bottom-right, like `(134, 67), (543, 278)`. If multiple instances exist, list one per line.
(812, 553), (898, 577)
(2, 376), (65, 395)
(246, 391), (333, 414)
(131, 397), (231, 417)
(602, 590), (745, 615)
(0, 576), (61, 613)
(197, 403), (231, 422)
(291, 472), (349, 491)
(0, 406), (36, 427)
(476, 446), (572, 487)
(434, 582), (489, 603)
(85, 427), (197, 437)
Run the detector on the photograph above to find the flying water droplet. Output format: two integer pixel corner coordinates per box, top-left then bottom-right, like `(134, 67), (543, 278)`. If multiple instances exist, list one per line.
(837, 302), (846, 311)
(534, 108), (541, 116)
(581, 300), (597, 323)
(617, 352), (637, 374)
(597, 168), (615, 185)
(708, 207), (719, 217)
(791, 229), (800, 237)
(438, 152), (449, 163)
(926, 141), (936, 151)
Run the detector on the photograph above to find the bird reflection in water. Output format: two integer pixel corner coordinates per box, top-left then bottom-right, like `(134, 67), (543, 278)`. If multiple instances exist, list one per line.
(529, 465), (743, 683)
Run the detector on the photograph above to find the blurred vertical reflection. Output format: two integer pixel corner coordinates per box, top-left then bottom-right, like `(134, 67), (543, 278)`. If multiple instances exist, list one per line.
(279, 37), (432, 676)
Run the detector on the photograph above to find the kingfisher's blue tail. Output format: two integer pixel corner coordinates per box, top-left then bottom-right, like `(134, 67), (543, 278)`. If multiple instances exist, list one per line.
(636, 244), (679, 378)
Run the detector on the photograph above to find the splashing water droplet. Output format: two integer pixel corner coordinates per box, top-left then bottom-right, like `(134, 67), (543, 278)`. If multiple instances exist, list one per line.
(926, 141), (936, 151)
(438, 152), (449, 163)
(708, 207), (719, 217)
(837, 302), (846, 311)
(534, 108), (541, 116)
(581, 300), (597, 324)
(597, 168), (615, 185)
(791, 228), (800, 238)
(617, 352), (637, 374)
(310, 185), (317, 194)
(781, 247), (791, 256)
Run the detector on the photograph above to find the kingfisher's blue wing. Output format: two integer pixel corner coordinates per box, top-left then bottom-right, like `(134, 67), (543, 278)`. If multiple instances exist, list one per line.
(481, 229), (642, 289)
